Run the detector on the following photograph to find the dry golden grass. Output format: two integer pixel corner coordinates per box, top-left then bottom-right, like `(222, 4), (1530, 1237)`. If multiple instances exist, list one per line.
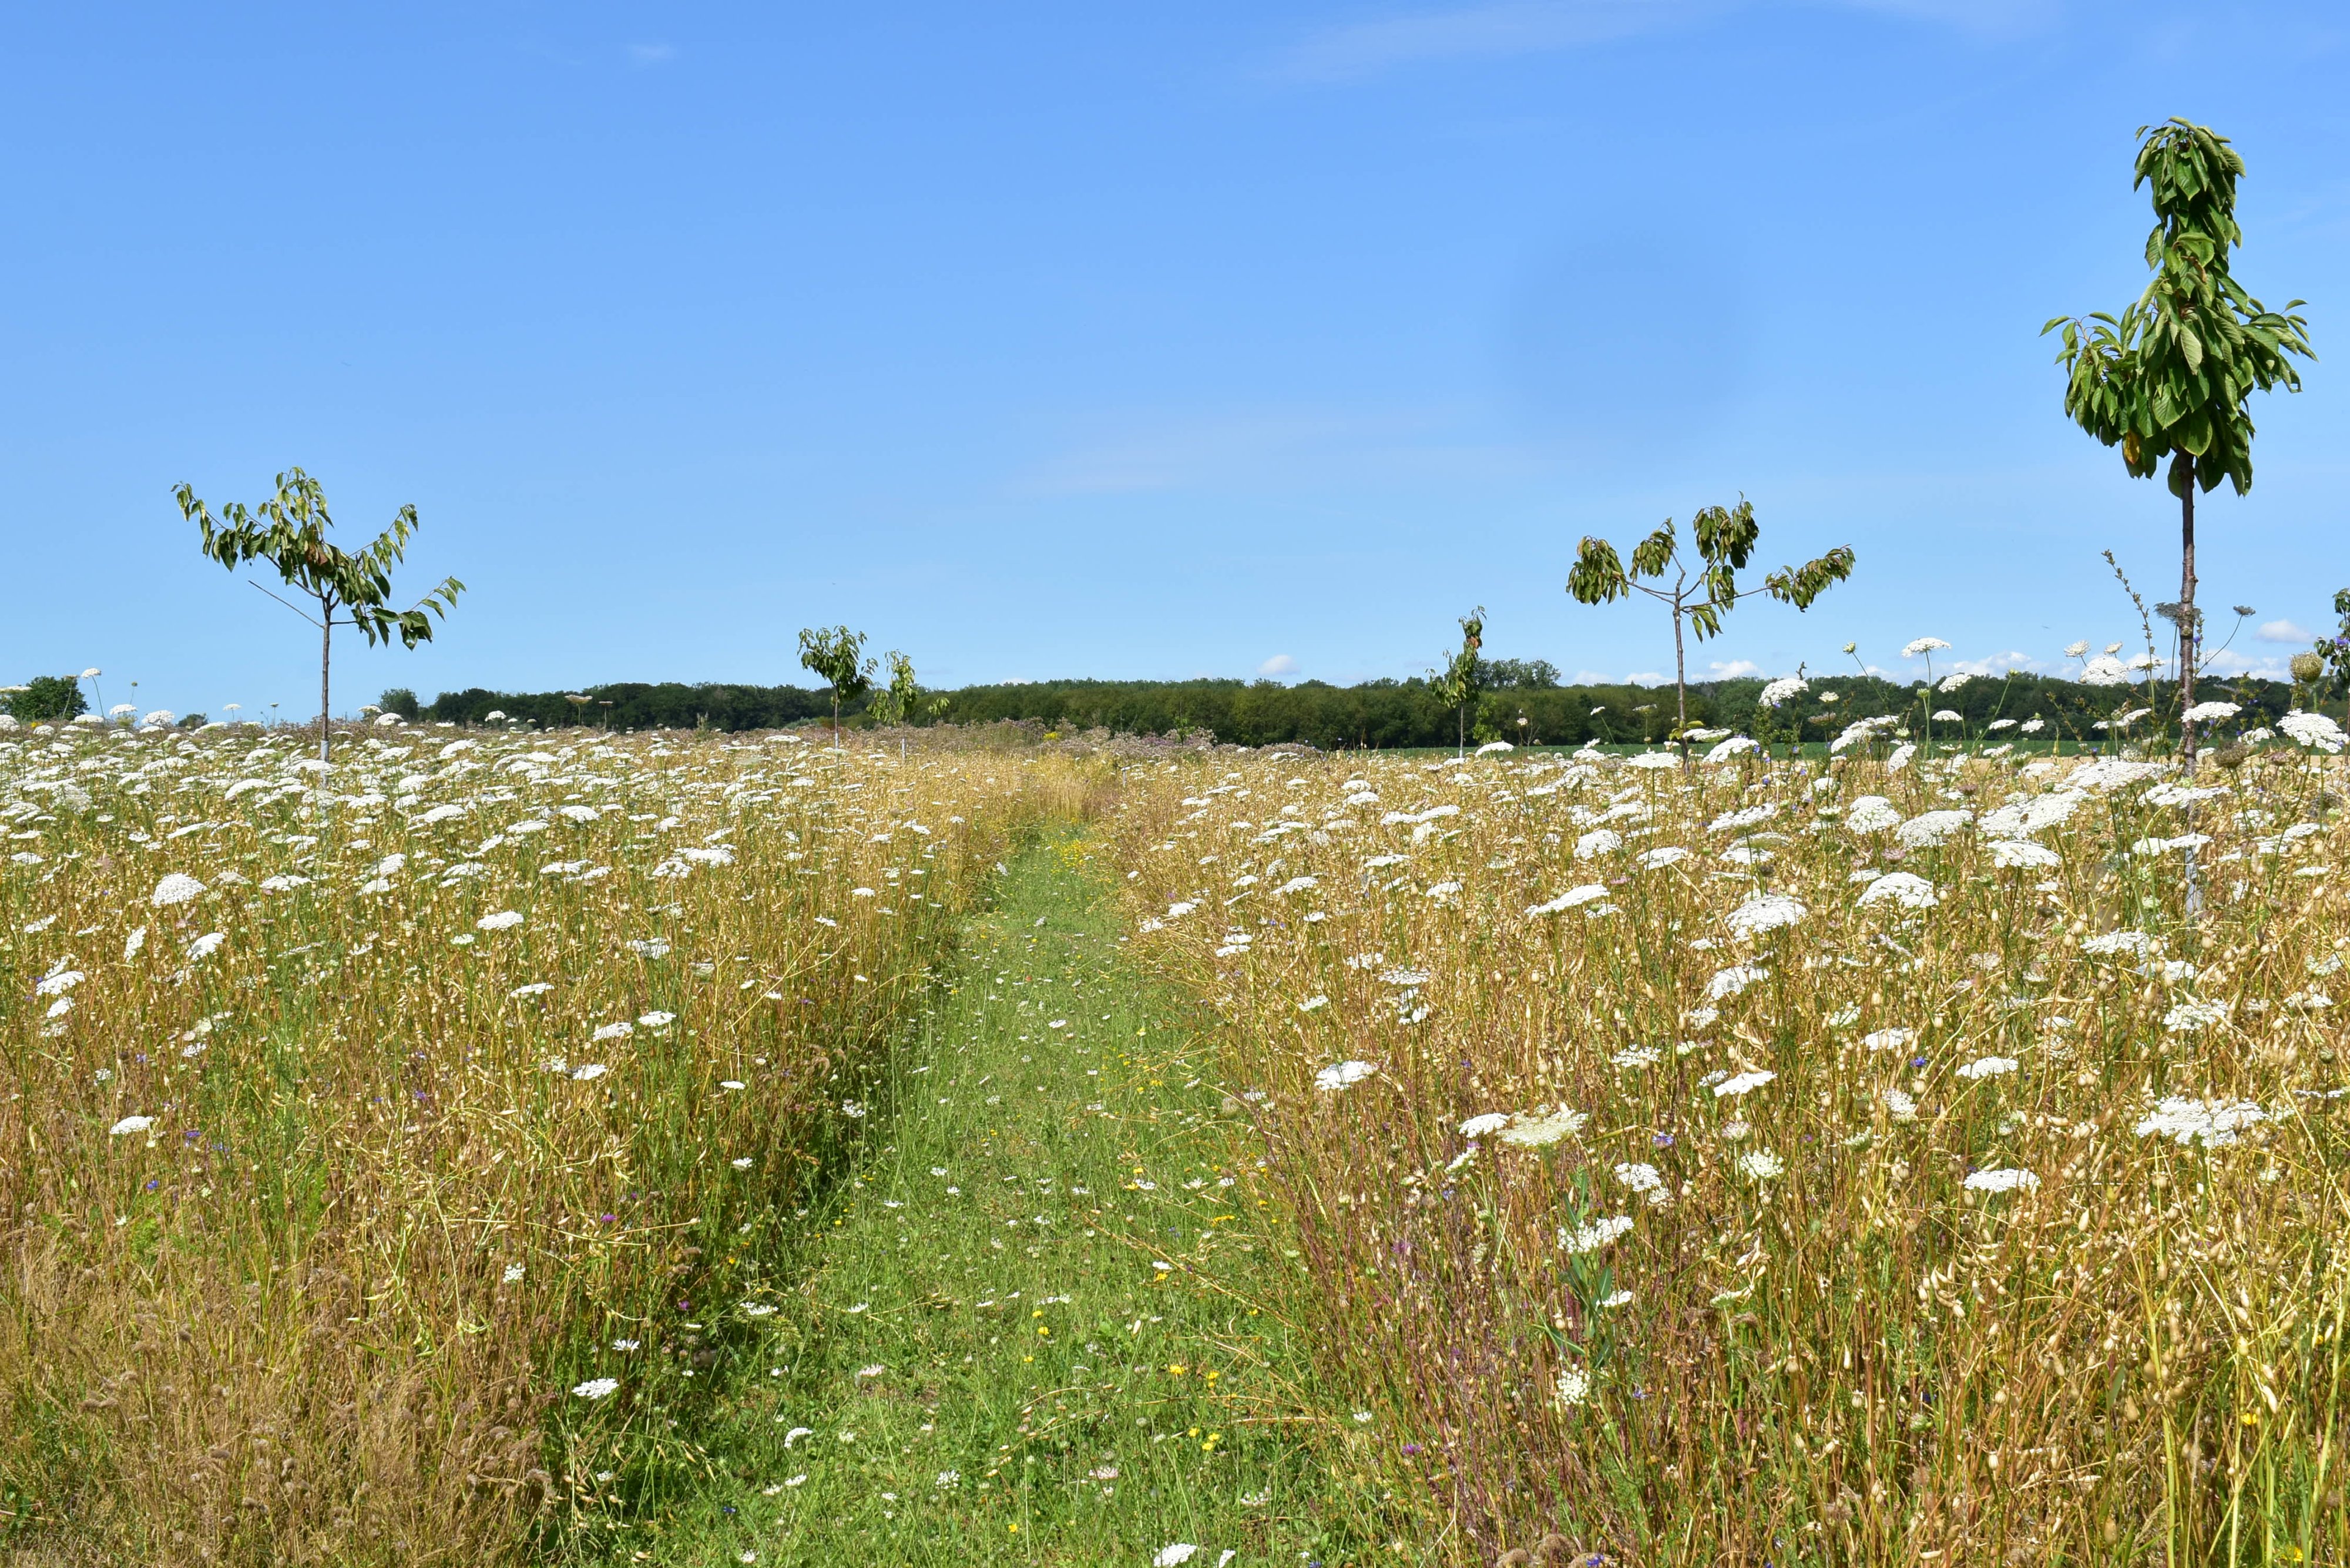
(1112, 741), (2350, 1564)
(0, 720), (1087, 1564)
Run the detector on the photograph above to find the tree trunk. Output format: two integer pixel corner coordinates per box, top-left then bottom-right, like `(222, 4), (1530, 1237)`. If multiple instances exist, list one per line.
(1458, 704), (1465, 759)
(318, 612), (333, 764)
(1673, 604), (1690, 764)
(2178, 458), (2199, 767)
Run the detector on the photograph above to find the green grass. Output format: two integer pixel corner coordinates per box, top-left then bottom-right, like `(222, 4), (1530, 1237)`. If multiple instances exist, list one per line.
(627, 834), (1395, 1567)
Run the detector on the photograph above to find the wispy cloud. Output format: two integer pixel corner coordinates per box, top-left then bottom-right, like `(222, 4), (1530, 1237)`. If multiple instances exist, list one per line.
(2205, 649), (2292, 680)
(1258, 653), (1300, 678)
(2257, 619), (2312, 643)
(1949, 650), (2044, 677)
(629, 42), (677, 66)
(1269, 0), (2054, 82)
(1274, 0), (1693, 81)
(1707, 658), (1764, 680)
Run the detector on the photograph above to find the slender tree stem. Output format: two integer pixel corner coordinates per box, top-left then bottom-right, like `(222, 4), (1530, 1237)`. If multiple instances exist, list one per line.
(319, 605), (333, 764)
(1672, 596), (1689, 764)
(2180, 463), (2199, 765)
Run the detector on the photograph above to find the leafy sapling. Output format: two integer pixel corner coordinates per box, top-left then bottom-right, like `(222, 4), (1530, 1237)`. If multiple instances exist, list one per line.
(179, 468), (463, 763)
(1566, 499), (1854, 758)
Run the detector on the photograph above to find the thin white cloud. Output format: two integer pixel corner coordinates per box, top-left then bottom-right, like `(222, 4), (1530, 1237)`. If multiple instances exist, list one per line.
(1258, 654), (1300, 678)
(2205, 650), (2292, 680)
(2257, 619), (2313, 644)
(1269, 0), (2054, 82)
(1274, 0), (1691, 82)
(1707, 659), (1764, 680)
(629, 42), (677, 66)
(1624, 671), (1669, 686)
(1949, 651), (2043, 677)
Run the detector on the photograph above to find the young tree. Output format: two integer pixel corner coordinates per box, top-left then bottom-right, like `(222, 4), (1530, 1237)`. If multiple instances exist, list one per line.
(1566, 500), (1854, 757)
(869, 650), (920, 727)
(798, 625), (874, 743)
(179, 468), (463, 763)
(2045, 119), (2312, 767)
(1430, 608), (1485, 758)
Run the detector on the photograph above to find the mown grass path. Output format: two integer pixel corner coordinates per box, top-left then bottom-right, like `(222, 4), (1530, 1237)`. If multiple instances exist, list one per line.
(645, 834), (1391, 1567)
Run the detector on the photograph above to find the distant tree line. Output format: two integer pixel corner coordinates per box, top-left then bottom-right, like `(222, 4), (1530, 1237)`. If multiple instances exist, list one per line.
(404, 665), (2299, 750)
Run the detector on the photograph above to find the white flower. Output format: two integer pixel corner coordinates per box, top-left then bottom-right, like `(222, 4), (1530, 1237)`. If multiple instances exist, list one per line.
(1896, 810), (1972, 848)
(258, 874), (310, 893)
(1955, 1055), (2019, 1080)
(1988, 839), (2061, 869)
(1496, 1107), (1586, 1147)
(476, 909), (524, 931)
(1736, 1149), (1786, 1180)
(2281, 711), (2347, 753)
(123, 925), (147, 959)
(1757, 675), (1808, 709)
(1706, 963), (1767, 999)
(1844, 795), (1902, 832)
(511, 981), (553, 998)
(571, 1064), (609, 1082)
(1902, 637), (1951, 657)
(2163, 998), (2230, 1033)
(1932, 709), (1963, 723)
(1559, 1214), (1634, 1254)
(108, 1115), (153, 1137)
(1882, 1088), (1918, 1122)
(1862, 1027), (1914, 1052)
(1703, 736), (1760, 762)
(572, 1378), (620, 1400)
(839, 1097), (864, 1114)
(1525, 884), (1612, 918)
(503, 1264), (525, 1282)
(33, 970), (83, 997)
(1552, 1364), (1591, 1409)
(592, 1021), (635, 1042)
(1636, 846), (1688, 869)
(1314, 1059), (1379, 1093)
(1963, 1167), (2039, 1194)
(1857, 872), (1938, 909)
(1574, 829), (1623, 859)
(1725, 894), (1805, 938)
(1713, 1069), (1775, 1098)
(2183, 700), (2241, 723)
(2079, 654), (2133, 687)
(1610, 1045), (1661, 1068)
(2135, 1096), (2267, 1147)
(1613, 1162), (1668, 1204)
(2063, 639), (2089, 658)
(1154, 1546), (1200, 1567)
(2081, 929), (2155, 958)
(1459, 1112), (1510, 1139)
(150, 872), (206, 907)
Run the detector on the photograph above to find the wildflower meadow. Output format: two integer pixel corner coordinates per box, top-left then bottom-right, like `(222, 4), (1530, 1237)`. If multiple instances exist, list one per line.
(1113, 724), (2350, 1564)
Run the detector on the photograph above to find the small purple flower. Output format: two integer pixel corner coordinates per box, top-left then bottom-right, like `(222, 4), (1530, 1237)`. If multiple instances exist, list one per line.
(1652, 1131), (1675, 1148)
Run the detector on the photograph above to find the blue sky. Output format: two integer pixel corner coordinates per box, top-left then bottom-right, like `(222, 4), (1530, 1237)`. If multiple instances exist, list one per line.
(5, 2), (2348, 720)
